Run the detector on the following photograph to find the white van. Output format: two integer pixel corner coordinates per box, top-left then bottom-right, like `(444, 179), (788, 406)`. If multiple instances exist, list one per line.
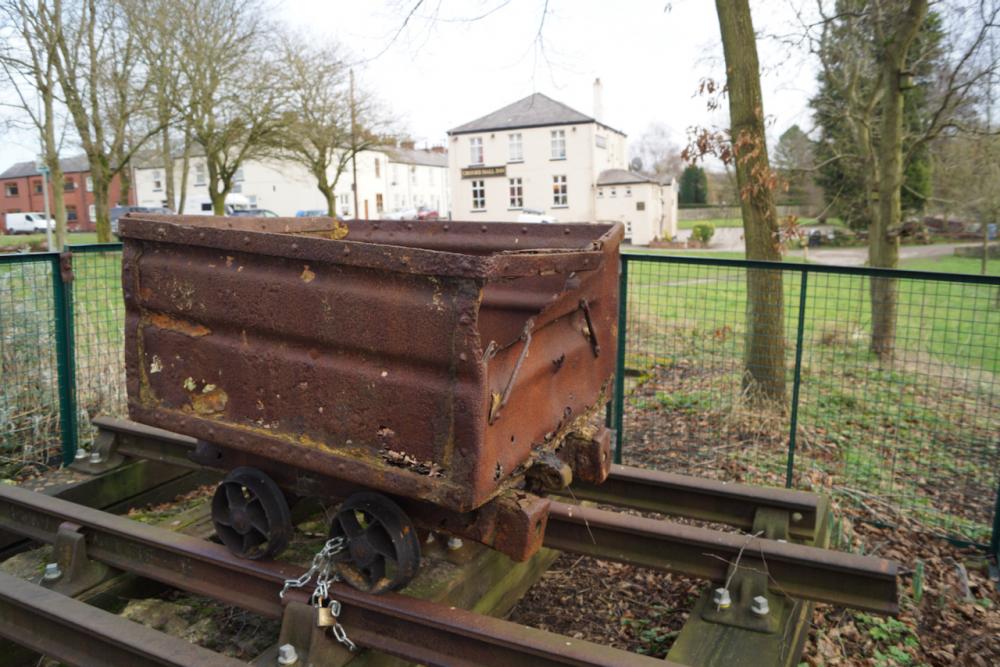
(184, 193), (252, 216)
(4, 212), (53, 234)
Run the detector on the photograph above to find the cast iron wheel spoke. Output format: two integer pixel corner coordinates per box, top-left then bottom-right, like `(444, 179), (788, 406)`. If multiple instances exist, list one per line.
(224, 483), (247, 510)
(247, 499), (269, 535)
(211, 467), (292, 561)
(330, 491), (420, 595)
(364, 524), (397, 560)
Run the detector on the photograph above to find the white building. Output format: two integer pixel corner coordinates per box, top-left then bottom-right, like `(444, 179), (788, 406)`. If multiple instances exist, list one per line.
(446, 87), (677, 245)
(133, 144), (450, 219)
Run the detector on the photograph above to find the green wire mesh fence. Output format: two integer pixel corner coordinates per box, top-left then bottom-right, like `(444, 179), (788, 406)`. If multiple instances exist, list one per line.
(612, 254), (1000, 551)
(0, 245), (998, 556)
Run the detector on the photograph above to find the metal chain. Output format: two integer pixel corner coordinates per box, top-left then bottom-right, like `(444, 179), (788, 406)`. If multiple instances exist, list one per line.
(279, 536), (356, 652)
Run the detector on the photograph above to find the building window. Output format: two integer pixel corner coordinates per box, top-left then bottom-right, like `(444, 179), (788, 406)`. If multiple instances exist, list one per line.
(410, 165), (416, 184)
(597, 188), (603, 198)
(63, 178), (75, 192)
(470, 137), (484, 165)
(625, 186), (632, 197)
(550, 130), (566, 159)
(86, 176), (93, 192)
(636, 201), (646, 211)
(508, 133), (523, 162)
(471, 179), (485, 210)
(610, 187), (617, 198)
(624, 221), (633, 237)
(234, 167), (245, 182)
(66, 205), (78, 221)
(508, 177), (523, 209)
(88, 204), (96, 219)
(374, 158), (381, 178)
(4, 183), (18, 197)
(194, 164), (206, 186)
(339, 193), (349, 207)
(33, 181), (43, 195)
(552, 175), (567, 206)
(153, 170), (163, 192)
(376, 193), (384, 213)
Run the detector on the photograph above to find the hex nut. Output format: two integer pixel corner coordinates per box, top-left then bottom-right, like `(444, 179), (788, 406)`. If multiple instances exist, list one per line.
(276, 643), (298, 665)
(446, 536), (464, 551)
(712, 587), (732, 609)
(42, 562), (62, 581)
(89, 449), (103, 464)
(751, 595), (770, 617)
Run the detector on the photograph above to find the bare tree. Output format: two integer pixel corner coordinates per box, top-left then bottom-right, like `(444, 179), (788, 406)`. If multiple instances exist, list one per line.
(178, 0), (288, 216)
(630, 122), (684, 179)
(0, 0), (68, 247)
(275, 39), (395, 217)
(807, 0), (1000, 359)
(42, 0), (162, 241)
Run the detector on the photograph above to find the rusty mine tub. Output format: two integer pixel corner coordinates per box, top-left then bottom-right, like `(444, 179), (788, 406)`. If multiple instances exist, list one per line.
(119, 214), (622, 585)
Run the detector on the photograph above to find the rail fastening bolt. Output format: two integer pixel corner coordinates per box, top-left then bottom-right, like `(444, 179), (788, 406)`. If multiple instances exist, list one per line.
(751, 595), (770, 617)
(74, 448), (88, 461)
(276, 643), (298, 665)
(89, 449), (102, 464)
(42, 562), (62, 581)
(446, 536), (464, 551)
(712, 587), (731, 609)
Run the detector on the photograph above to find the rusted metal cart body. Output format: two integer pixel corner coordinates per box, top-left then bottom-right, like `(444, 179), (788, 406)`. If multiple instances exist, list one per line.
(120, 215), (621, 572)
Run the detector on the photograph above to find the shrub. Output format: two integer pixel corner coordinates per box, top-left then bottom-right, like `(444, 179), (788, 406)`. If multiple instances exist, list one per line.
(691, 223), (715, 244)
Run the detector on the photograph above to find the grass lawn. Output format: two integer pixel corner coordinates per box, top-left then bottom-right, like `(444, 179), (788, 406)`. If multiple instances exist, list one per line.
(0, 232), (103, 248)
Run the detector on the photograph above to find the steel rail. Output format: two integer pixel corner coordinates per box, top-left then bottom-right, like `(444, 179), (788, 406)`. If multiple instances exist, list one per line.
(0, 484), (669, 667)
(91, 416), (897, 611)
(0, 570), (245, 667)
(543, 501), (898, 614)
(560, 464), (824, 540)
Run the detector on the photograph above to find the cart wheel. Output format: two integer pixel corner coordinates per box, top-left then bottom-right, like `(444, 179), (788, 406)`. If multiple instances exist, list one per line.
(211, 467), (292, 560)
(329, 492), (421, 594)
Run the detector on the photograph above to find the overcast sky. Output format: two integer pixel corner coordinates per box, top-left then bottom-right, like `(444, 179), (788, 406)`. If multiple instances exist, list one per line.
(0, 0), (818, 170)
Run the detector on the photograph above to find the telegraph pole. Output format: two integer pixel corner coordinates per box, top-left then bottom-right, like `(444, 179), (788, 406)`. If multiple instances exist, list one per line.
(350, 69), (359, 220)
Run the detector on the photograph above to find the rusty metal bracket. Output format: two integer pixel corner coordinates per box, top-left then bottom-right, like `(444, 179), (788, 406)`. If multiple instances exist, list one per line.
(69, 427), (125, 475)
(578, 298), (601, 357)
(43, 521), (112, 597)
(58, 252), (74, 283)
(488, 318), (535, 425)
(268, 600), (353, 667)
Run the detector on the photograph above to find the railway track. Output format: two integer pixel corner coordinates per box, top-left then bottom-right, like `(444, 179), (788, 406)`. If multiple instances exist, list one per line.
(0, 417), (899, 666)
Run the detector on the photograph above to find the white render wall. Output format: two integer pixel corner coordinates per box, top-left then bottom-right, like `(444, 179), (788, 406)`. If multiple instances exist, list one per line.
(134, 150), (450, 218)
(594, 181), (678, 245)
(448, 122), (627, 223)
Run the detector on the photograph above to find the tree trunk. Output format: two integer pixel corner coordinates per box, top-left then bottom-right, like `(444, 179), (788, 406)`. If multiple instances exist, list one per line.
(869, 0), (928, 361)
(319, 183), (336, 217)
(118, 162), (131, 205)
(161, 126), (175, 210)
(177, 128), (193, 214)
(91, 157), (112, 242)
(715, 0), (786, 403)
(43, 98), (68, 248)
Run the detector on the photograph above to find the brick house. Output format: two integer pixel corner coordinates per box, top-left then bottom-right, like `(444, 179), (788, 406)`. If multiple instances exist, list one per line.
(0, 155), (134, 233)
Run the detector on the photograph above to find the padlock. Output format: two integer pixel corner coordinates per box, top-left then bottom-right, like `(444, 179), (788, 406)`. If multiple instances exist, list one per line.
(316, 603), (336, 628)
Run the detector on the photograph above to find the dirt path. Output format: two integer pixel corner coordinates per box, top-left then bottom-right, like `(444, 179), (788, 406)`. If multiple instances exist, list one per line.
(788, 242), (981, 267)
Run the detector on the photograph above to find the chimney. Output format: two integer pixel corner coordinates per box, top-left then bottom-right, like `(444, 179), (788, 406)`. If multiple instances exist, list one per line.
(430, 145), (446, 154)
(401, 140), (415, 150)
(592, 78), (603, 122)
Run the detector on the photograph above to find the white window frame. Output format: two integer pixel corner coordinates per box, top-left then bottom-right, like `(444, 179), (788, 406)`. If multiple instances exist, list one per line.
(550, 129), (566, 160)
(470, 137), (484, 165)
(88, 203), (96, 219)
(152, 170), (163, 192)
(234, 167), (245, 183)
(471, 179), (486, 210)
(194, 164), (206, 186)
(552, 175), (567, 207)
(625, 186), (632, 197)
(508, 177), (523, 209)
(85, 176), (93, 192)
(508, 133), (523, 162)
(610, 187), (617, 198)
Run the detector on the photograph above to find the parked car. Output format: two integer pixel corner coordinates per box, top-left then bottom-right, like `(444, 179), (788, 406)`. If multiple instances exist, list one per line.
(296, 209), (328, 217)
(382, 208), (419, 221)
(4, 212), (54, 234)
(517, 208), (557, 224)
(230, 209), (279, 218)
(416, 206), (439, 221)
(111, 206), (171, 234)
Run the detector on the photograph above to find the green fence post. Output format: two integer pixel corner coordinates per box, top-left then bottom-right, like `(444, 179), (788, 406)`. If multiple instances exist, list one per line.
(785, 269), (809, 488)
(52, 252), (78, 465)
(991, 482), (1000, 566)
(613, 255), (629, 464)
